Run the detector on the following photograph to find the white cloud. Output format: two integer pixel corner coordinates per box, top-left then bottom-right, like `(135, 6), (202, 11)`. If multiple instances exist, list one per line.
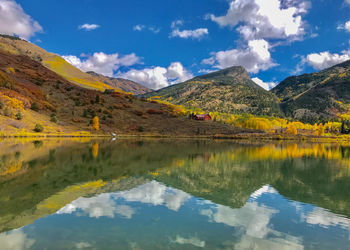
(306, 50), (350, 70)
(202, 39), (277, 73)
(0, 229), (35, 250)
(63, 52), (141, 77)
(170, 19), (208, 40)
(133, 24), (145, 31)
(209, 0), (309, 41)
(78, 23), (100, 31)
(170, 28), (209, 40)
(252, 77), (278, 90)
(338, 20), (350, 32)
(0, 0), (42, 40)
(133, 24), (160, 34)
(118, 62), (193, 90)
(346, 0), (350, 6)
(171, 20), (184, 29)
(198, 69), (216, 74)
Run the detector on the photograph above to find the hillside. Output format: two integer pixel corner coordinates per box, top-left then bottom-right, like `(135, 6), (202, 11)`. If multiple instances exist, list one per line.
(0, 35), (113, 92)
(272, 60), (350, 122)
(87, 71), (151, 95)
(0, 39), (243, 136)
(144, 66), (283, 116)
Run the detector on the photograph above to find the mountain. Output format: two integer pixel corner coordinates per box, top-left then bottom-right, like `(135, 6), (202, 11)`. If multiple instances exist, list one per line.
(272, 60), (350, 122)
(144, 66), (283, 116)
(0, 35), (242, 136)
(86, 71), (151, 95)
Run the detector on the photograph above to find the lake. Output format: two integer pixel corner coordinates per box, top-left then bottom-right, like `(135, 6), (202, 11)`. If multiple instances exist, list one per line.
(0, 139), (350, 249)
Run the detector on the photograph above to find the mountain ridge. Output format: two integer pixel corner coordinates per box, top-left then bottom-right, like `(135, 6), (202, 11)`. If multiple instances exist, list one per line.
(272, 59), (350, 122)
(86, 71), (151, 95)
(144, 66), (283, 116)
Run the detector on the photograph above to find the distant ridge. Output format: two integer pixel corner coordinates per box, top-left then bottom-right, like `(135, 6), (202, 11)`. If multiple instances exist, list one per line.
(86, 71), (151, 95)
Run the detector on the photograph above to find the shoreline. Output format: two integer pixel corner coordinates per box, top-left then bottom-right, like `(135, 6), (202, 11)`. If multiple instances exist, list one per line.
(1, 132), (349, 142)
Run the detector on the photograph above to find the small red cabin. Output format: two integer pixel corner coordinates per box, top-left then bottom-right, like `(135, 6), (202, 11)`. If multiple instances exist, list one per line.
(194, 114), (212, 121)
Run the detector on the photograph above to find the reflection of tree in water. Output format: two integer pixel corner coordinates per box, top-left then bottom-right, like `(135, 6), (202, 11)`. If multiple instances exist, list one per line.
(91, 143), (99, 159)
(0, 140), (349, 233)
(154, 144), (350, 217)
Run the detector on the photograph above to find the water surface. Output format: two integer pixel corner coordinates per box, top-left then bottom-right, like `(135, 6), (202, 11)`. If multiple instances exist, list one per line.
(0, 139), (350, 249)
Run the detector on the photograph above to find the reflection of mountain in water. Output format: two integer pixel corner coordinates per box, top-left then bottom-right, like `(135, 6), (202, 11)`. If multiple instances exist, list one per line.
(4, 180), (348, 250)
(0, 140), (349, 233)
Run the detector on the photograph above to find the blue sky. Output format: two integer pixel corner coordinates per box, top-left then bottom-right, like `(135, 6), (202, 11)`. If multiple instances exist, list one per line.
(1, 0), (350, 90)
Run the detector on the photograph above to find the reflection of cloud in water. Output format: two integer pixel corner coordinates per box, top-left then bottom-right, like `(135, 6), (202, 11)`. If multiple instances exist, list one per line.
(57, 193), (136, 219)
(57, 181), (190, 218)
(302, 207), (350, 229)
(0, 229), (35, 250)
(201, 202), (277, 239)
(172, 235), (205, 248)
(200, 185), (304, 249)
(75, 241), (92, 249)
(235, 234), (304, 250)
(117, 181), (191, 211)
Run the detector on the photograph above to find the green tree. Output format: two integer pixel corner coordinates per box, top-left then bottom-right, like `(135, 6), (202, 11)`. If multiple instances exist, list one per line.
(15, 111), (23, 120)
(34, 124), (44, 132)
(31, 102), (39, 111)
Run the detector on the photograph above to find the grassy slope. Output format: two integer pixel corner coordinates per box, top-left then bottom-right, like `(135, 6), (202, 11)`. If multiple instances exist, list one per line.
(0, 35), (112, 92)
(145, 66), (283, 116)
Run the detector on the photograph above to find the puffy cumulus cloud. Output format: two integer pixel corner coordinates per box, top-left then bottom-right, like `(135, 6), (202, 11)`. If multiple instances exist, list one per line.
(170, 28), (209, 40)
(346, 21), (350, 31)
(338, 20), (350, 32)
(346, 0), (350, 6)
(209, 0), (309, 41)
(252, 77), (278, 90)
(306, 50), (350, 70)
(202, 39), (277, 73)
(0, 0), (42, 40)
(118, 62), (193, 90)
(63, 52), (141, 77)
(78, 23), (100, 31)
(0, 229), (35, 250)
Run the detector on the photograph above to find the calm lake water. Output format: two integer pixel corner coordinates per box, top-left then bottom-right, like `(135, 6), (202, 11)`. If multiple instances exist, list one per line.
(0, 139), (350, 250)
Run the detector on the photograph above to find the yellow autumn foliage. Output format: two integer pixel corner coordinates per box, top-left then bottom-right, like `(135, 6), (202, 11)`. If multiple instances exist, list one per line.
(92, 116), (100, 131)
